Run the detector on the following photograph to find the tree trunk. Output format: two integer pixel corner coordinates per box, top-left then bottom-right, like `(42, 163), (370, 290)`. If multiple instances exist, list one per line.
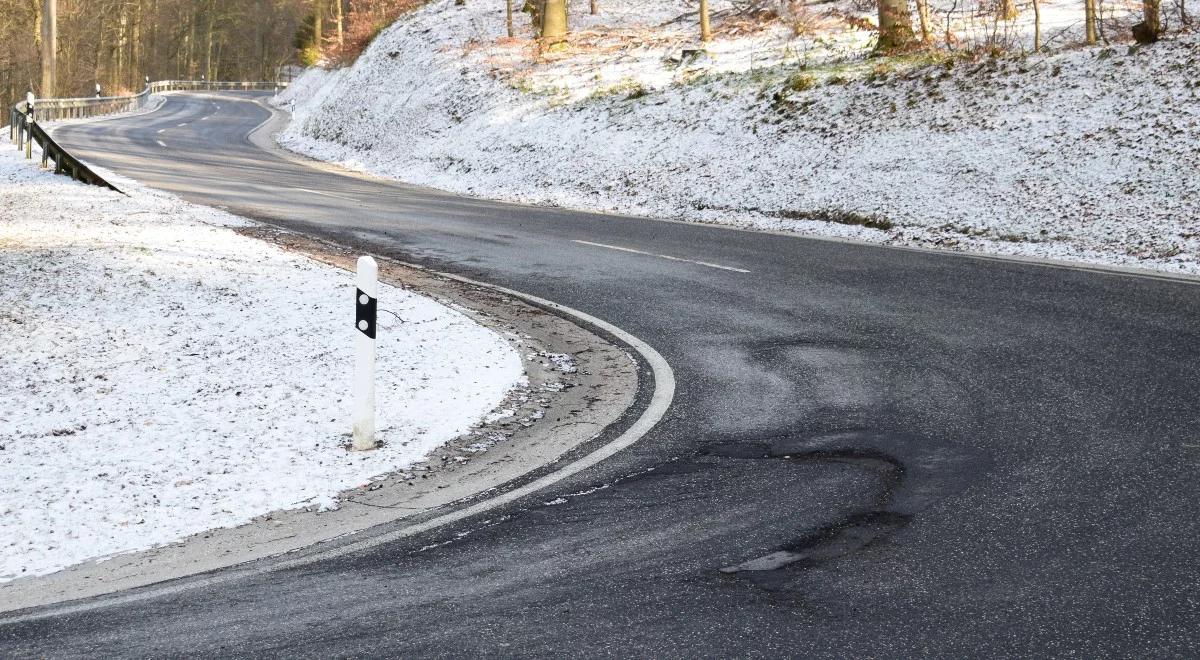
(116, 6), (126, 91)
(1032, 0), (1041, 50)
(590, 0), (598, 15)
(1084, 0), (1098, 43)
(205, 1), (214, 80)
(1000, 0), (1018, 20)
(313, 0), (323, 54)
(506, 0), (514, 37)
(541, 0), (567, 43)
(700, 0), (712, 42)
(335, 0), (344, 46)
(915, 0), (932, 42)
(41, 0), (56, 96)
(1133, 0), (1161, 42)
(876, 0), (915, 52)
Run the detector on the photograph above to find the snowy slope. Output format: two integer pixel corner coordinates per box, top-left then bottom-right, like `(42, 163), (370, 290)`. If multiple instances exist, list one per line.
(275, 0), (1200, 275)
(0, 146), (523, 582)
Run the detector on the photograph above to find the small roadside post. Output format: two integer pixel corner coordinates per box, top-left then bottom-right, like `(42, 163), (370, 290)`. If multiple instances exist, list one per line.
(95, 82), (101, 98)
(24, 92), (34, 160)
(352, 256), (378, 451)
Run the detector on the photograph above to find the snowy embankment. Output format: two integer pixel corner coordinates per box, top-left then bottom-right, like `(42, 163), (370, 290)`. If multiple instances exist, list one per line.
(276, 0), (1200, 275)
(0, 147), (523, 582)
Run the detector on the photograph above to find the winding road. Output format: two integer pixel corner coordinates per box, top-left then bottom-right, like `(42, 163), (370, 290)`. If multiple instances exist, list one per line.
(2, 91), (1199, 656)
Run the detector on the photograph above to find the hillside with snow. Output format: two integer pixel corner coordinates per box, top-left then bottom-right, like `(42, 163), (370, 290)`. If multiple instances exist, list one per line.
(275, 0), (1200, 276)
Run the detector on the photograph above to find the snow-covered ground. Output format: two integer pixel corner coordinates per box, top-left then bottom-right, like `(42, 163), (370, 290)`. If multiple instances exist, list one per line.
(275, 0), (1200, 276)
(0, 146), (523, 582)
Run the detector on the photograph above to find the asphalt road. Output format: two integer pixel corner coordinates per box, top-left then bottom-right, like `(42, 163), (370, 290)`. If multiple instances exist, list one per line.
(3, 92), (1198, 657)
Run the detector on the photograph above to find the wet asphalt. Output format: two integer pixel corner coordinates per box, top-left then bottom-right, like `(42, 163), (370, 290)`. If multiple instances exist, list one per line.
(1, 92), (1198, 657)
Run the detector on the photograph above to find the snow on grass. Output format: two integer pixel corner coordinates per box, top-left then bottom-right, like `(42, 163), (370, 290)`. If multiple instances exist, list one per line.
(274, 0), (1200, 275)
(0, 146), (524, 582)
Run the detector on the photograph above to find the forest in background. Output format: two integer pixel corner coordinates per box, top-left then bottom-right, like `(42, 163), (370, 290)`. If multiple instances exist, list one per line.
(0, 0), (431, 112)
(0, 0), (310, 111)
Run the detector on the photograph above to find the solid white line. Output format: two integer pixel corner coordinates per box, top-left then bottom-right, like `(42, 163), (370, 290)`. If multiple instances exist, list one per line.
(572, 239), (751, 273)
(291, 187), (359, 202)
(0, 264), (675, 624)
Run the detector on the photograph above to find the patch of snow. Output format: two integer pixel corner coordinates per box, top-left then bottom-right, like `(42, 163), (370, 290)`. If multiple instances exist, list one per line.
(535, 352), (577, 374)
(275, 0), (1200, 276)
(0, 146), (524, 582)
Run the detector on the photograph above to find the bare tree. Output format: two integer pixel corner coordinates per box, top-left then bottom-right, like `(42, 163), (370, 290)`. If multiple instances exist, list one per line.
(915, 0), (932, 42)
(1133, 0), (1162, 42)
(541, 0), (567, 42)
(700, 0), (712, 42)
(335, 0), (344, 46)
(41, 0), (56, 96)
(876, 0), (915, 52)
(1085, 0), (1098, 43)
(1032, 0), (1041, 50)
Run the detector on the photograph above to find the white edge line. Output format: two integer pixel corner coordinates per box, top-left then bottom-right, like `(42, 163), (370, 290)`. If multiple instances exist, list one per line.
(572, 239), (751, 274)
(0, 267), (676, 624)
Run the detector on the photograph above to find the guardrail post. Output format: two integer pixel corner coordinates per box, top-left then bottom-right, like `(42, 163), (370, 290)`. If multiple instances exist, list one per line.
(23, 92), (34, 160)
(352, 256), (378, 451)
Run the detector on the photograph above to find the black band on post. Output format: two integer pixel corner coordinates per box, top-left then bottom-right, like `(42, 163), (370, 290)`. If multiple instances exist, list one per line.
(356, 288), (377, 339)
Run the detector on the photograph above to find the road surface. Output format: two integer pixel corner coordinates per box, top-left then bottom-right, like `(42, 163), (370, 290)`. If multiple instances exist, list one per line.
(2, 92), (1198, 656)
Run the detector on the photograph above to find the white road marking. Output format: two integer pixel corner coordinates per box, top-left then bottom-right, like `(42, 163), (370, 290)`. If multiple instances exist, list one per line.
(200, 115), (211, 121)
(572, 239), (751, 273)
(291, 187), (359, 202)
(155, 140), (167, 148)
(156, 128), (165, 134)
(177, 122), (188, 127)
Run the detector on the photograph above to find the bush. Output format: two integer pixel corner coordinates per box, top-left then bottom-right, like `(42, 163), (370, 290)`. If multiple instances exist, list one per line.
(785, 72), (817, 92)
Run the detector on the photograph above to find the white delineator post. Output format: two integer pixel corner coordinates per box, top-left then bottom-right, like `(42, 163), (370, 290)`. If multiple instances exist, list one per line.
(352, 256), (378, 451)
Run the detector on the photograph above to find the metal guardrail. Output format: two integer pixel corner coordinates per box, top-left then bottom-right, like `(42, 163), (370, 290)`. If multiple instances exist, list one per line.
(9, 80), (286, 190)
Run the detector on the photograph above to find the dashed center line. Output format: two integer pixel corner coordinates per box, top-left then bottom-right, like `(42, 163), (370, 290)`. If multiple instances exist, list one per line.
(291, 187), (359, 202)
(155, 140), (167, 148)
(572, 240), (751, 273)
(156, 128), (165, 134)
(177, 122), (188, 127)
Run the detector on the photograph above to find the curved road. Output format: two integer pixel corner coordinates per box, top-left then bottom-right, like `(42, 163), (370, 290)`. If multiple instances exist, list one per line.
(3, 92), (1198, 656)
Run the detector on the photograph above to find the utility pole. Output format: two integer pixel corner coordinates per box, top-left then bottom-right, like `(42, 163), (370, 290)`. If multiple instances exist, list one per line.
(41, 0), (57, 97)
